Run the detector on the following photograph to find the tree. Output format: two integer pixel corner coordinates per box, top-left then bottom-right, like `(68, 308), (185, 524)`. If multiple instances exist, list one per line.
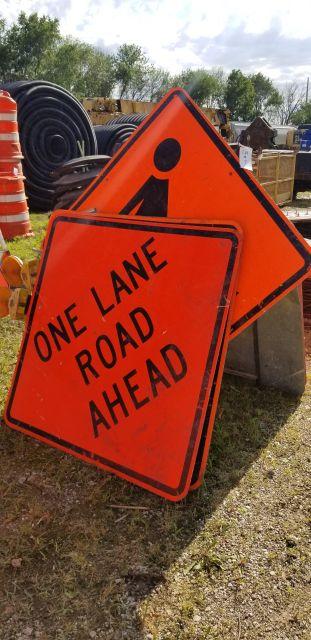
(208, 67), (227, 107)
(290, 100), (311, 125)
(170, 68), (220, 107)
(225, 69), (255, 121)
(275, 83), (304, 124)
(143, 66), (172, 101)
(0, 13), (115, 97)
(82, 47), (115, 98)
(113, 44), (149, 99)
(0, 18), (8, 75)
(41, 38), (115, 97)
(249, 72), (282, 117)
(112, 45), (171, 101)
(0, 12), (60, 81)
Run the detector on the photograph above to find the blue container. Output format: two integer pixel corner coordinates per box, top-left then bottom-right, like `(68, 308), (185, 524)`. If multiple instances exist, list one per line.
(298, 124), (311, 151)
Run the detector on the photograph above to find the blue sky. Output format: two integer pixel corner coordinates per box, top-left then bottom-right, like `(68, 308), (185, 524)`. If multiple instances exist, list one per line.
(0, 0), (310, 83)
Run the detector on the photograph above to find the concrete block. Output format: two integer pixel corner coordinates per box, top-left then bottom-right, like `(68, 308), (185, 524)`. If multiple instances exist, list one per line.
(226, 287), (306, 395)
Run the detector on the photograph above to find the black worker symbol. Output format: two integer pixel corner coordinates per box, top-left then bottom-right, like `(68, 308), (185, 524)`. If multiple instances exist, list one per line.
(118, 138), (181, 217)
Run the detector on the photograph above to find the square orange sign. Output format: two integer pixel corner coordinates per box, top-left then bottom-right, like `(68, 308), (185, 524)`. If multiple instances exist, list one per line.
(5, 213), (241, 500)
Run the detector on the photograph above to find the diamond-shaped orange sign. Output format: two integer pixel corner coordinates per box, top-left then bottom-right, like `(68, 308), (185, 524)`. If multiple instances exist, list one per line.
(71, 89), (310, 337)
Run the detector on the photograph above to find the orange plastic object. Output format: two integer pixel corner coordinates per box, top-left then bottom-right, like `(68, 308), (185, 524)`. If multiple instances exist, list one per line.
(0, 90), (22, 163)
(0, 178), (30, 241)
(8, 287), (29, 320)
(20, 258), (40, 292)
(71, 88), (311, 339)
(5, 212), (241, 501)
(1, 255), (23, 287)
(0, 271), (7, 287)
(0, 90), (32, 240)
(0, 285), (10, 317)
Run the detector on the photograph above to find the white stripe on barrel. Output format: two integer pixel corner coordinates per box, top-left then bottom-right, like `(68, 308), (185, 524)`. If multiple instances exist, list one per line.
(0, 193), (26, 203)
(0, 112), (17, 121)
(0, 133), (19, 141)
(0, 212), (29, 223)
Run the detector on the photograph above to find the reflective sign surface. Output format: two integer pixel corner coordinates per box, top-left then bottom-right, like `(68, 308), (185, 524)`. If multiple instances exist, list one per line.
(5, 213), (241, 500)
(71, 89), (311, 337)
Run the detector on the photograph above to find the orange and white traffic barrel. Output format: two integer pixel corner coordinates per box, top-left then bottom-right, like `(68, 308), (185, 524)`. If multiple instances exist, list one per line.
(0, 90), (22, 160)
(0, 90), (32, 240)
(0, 175), (30, 240)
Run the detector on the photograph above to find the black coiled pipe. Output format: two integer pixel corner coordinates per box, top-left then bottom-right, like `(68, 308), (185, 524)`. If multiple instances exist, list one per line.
(94, 123), (137, 156)
(0, 80), (97, 211)
(105, 113), (147, 126)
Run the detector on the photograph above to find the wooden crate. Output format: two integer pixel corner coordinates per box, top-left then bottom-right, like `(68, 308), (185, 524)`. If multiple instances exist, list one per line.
(132, 100), (156, 114)
(119, 99), (156, 114)
(253, 150), (296, 205)
(81, 97), (117, 113)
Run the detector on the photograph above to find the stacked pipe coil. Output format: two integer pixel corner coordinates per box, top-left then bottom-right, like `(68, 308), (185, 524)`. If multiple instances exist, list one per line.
(0, 81), (97, 211)
(105, 113), (147, 126)
(52, 155), (111, 210)
(0, 90), (32, 239)
(94, 123), (137, 156)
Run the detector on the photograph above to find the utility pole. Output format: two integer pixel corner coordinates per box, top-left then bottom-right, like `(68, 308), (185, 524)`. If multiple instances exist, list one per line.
(306, 77), (309, 103)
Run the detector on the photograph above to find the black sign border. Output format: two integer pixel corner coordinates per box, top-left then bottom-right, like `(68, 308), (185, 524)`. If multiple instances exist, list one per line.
(6, 216), (238, 498)
(71, 89), (310, 334)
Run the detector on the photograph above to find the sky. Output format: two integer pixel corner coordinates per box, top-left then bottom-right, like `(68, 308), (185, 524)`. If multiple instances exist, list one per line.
(0, 0), (310, 84)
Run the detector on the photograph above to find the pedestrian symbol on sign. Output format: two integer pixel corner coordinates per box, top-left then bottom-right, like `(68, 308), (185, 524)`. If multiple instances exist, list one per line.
(119, 138), (181, 217)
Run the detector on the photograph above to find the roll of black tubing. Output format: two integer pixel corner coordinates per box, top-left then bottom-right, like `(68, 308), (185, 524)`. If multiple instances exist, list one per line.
(105, 113), (147, 126)
(0, 80), (97, 211)
(94, 124), (137, 156)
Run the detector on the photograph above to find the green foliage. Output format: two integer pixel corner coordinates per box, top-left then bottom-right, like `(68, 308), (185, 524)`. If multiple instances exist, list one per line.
(0, 9), (299, 126)
(291, 101), (311, 125)
(225, 69), (255, 121)
(111, 44), (172, 101)
(249, 72), (282, 117)
(0, 17), (7, 72)
(209, 67), (227, 106)
(0, 12), (60, 81)
(143, 66), (172, 101)
(0, 12), (115, 98)
(40, 38), (115, 97)
(171, 68), (225, 107)
(112, 43), (149, 99)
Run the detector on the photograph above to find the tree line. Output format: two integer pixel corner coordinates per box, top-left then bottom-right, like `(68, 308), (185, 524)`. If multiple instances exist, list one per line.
(0, 12), (310, 125)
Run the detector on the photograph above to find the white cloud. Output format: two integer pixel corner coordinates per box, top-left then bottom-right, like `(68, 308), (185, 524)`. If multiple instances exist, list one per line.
(0, 0), (310, 80)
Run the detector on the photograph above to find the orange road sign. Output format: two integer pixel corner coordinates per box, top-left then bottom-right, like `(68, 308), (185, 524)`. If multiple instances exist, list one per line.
(191, 319), (229, 490)
(71, 88), (311, 338)
(0, 271), (7, 287)
(5, 212), (241, 501)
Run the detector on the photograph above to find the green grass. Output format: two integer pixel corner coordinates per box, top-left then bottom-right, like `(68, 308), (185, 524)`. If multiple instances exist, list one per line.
(0, 214), (310, 640)
(5, 214), (48, 262)
(0, 214), (49, 416)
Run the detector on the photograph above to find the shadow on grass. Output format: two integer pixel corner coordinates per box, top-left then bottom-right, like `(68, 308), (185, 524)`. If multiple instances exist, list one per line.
(0, 375), (300, 640)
